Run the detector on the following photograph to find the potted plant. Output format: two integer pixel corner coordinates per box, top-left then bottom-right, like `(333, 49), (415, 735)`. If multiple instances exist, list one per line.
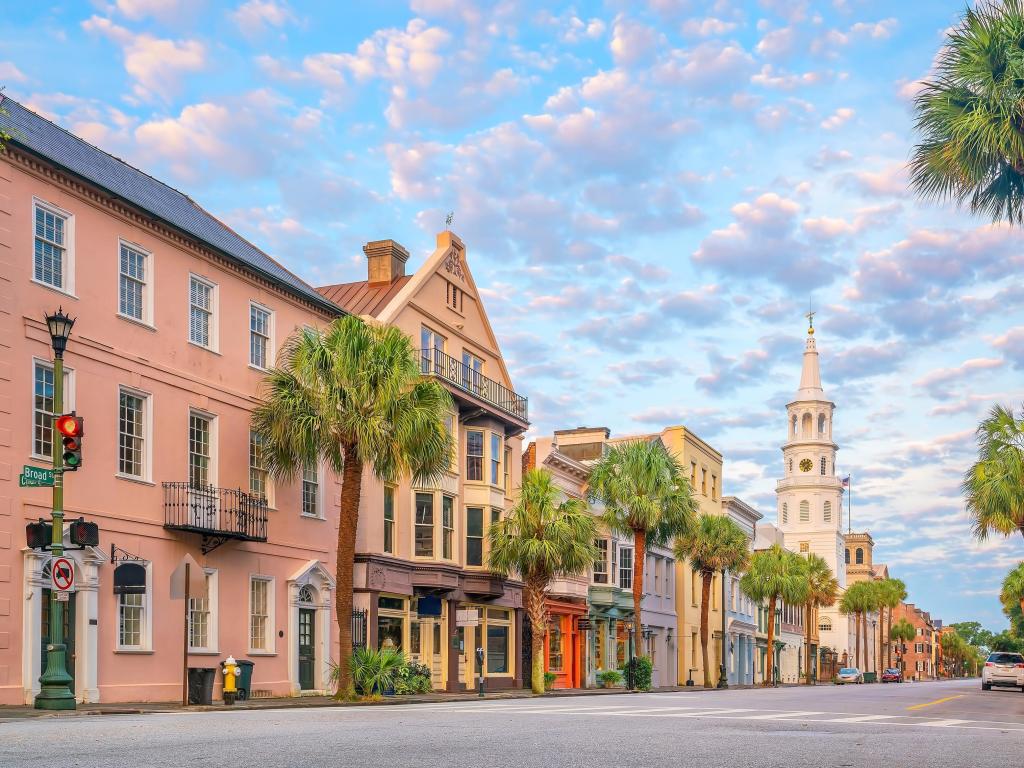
(596, 669), (622, 689)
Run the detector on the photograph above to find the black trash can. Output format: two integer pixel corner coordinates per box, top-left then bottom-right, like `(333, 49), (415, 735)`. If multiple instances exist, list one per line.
(237, 660), (255, 700)
(187, 667), (216, 705)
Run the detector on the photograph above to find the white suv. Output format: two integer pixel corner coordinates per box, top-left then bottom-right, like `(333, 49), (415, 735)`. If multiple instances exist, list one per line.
(982, 652), (1024, 690)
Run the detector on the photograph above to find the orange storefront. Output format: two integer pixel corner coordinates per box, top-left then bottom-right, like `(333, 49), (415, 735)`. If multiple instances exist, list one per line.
(544, 598), (588, 689)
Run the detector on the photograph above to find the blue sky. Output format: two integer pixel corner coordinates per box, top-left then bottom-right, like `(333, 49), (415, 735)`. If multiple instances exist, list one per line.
(4, 0), (1024, 630)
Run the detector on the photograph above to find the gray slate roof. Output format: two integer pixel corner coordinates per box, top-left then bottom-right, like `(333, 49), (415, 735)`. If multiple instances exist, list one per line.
(0, 96), (342, 315)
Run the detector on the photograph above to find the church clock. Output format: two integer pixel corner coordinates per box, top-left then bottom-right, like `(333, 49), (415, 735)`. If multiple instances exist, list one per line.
(799, 458), (813, 472)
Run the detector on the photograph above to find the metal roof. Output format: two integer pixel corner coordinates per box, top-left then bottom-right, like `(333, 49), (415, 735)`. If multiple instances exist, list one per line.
(317, 276), (411, 316)
(0, 96), (342, 315)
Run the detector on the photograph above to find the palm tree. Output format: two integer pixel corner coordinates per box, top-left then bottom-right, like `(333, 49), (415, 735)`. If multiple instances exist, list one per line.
(740, 545), (809, 686)
(909, 0), (1024, 224)
(588, 439), (696, 640)
(801, 554), (838, 685)
(488, 469), (598, 694)
(675, 514), (750, 688)
(890, 618), (916, 676)
(1001, 562), (1024, 617)
(963, 405), (1024, 541)
(877, 578), (906, 668)
(839, 581), (877, 671)
(252, 317), (452, 697)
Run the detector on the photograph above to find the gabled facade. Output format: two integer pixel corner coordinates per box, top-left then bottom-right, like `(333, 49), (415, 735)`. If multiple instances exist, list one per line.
(319, 232), (527, 692)
(0, 98), (343, 705)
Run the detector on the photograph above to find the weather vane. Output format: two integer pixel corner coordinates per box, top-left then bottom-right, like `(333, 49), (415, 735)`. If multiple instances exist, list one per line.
(806, 296), (815, 334)
(445, 211), (454, 230)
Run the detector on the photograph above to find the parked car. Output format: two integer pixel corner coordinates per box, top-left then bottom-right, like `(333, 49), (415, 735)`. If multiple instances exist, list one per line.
(880, 668), (903, 683)
(982, 652), (1024, 690)
(836, 667), (864, 685)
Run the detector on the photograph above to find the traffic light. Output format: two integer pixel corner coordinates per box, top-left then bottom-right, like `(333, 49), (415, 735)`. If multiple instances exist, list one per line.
(69, 517), (99, 547)
(55, 413), (83, 470)
(26, 520), (53, 550)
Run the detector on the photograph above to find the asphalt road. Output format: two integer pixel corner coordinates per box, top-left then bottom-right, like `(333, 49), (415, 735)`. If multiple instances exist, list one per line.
(2, 679), (1021, 768)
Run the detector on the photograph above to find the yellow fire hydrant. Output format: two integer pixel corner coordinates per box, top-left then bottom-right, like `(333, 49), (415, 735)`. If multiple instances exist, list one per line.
(222, 655), (240, 705)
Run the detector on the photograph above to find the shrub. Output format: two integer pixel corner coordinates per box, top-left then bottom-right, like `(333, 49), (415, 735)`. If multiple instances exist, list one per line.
(394, 660), (433, 695)
(596, 669), (622, 688)
(543, 672), (557, 691)
(623, 656), (653, 691)
(350, 647), (406, 696)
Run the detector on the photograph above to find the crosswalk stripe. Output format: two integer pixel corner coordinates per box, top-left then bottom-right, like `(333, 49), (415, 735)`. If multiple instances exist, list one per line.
(740, 711), (822, 720)
(918, 719), (970, 727)
(823, 714), (897, 723)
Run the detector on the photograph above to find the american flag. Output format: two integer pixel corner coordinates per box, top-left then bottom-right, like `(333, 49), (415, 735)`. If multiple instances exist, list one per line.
(841, 475), (850, 487)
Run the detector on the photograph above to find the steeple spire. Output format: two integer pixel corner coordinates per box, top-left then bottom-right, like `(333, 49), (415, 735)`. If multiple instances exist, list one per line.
(796, 318), (825, 400)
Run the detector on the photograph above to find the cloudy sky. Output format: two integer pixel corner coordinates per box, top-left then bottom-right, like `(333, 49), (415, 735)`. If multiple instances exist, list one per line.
(4, 0), (1024, 629)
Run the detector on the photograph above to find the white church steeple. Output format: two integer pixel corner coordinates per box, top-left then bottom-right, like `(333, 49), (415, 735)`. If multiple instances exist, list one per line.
(777, 316), (852, 660)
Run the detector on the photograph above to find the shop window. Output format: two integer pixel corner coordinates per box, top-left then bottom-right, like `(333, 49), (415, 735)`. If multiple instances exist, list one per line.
(486, 609), (511, 674)
(548, 620), (564, 671)
(377, 595), (407, 651)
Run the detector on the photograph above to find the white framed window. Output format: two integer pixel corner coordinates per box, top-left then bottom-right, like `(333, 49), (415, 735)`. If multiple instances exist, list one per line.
(33, 198), (74, 294)
(118, 240), (152, 325)
(117, 387), (151, 481)
(592, 539), (609, 584)
(301, 462), (320, 518)
(189, 275), (216, 350)
(249, 430), (271, 503)
(490, 433), (502, 485)
(383, 485), (396, 555)
(188, 410), (215, 488)
(619, 546), (633, 590)
(116, 562), (153, 652)
(31, 359), (73, 461)
(442, 494), (454, 560)
(249, 576), (275, 653)
(415, 492), (434, 557)
(466, 430), (484, 481)
(249, 303), (273, 369)
(189, 570), (219, 653)
(420, 326), (445, 374)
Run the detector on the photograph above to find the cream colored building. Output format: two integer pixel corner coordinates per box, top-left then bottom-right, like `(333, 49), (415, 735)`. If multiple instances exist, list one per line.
(317, 232), (527, 692)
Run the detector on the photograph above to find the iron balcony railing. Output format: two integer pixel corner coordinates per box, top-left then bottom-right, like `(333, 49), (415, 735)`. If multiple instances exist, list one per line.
(419, 348), (528, 422)
(163, 482), (268, 542)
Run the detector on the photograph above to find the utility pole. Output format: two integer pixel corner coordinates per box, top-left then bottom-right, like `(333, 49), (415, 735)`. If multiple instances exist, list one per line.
(35, 308), (76, 710)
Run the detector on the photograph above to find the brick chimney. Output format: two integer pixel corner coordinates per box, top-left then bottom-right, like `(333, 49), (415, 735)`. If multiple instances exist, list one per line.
(364, 239), (409, 284)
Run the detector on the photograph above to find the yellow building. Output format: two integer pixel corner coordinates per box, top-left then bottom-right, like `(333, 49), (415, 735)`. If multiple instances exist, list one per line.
(615, 426), (725, 687)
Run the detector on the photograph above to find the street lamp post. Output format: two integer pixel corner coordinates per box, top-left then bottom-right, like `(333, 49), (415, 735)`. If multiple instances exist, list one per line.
(717, 568), (729, 688)
(35, 308), (76, 711)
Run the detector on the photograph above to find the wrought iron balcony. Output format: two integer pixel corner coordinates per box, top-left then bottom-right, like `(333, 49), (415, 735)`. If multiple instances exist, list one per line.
(163, 482), (268, 553)
(419, 348), (528, 423)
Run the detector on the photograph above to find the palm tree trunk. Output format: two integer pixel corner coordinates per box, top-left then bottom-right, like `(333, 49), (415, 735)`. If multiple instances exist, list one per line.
(632, 528), (646, 641)
(804, 603), (813, 685)
(334, 453), (362, 699)
(886, 606), (893, 668)
(878, 611), (884, 674)
(700, 570), (712, 688)
(854, 612), (861, 671)
(524, 576), (548, 695)
(766, 595), (777, 687)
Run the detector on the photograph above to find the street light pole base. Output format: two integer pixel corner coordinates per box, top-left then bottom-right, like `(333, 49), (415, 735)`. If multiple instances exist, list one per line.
(34, 686), (76, 710)
(717, 665), (729, 689)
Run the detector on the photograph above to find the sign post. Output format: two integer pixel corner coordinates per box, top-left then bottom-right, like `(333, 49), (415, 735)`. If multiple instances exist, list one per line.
(171, 554), (207, 705)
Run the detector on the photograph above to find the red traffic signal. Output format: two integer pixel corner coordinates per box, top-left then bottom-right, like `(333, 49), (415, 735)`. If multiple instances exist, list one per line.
(69, 518), (99, 547)
(26, 520), (53, 550)
(55, 413), (83, 470)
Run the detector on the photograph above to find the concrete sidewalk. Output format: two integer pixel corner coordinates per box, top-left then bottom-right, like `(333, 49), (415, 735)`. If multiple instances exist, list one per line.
(1, 682), (770, 720)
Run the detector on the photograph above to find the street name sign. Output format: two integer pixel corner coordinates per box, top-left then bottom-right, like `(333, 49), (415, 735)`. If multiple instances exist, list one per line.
(19, 465), (55, 487)
(51, 557), (75, 592)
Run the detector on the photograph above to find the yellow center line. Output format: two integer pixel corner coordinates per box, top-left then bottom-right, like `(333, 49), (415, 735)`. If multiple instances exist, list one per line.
(906, 695), (965, 711)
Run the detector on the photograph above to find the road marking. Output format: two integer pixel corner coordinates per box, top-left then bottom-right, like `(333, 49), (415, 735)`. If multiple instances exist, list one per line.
(918, 718), (970, 727)
(825, 714), (897, 723)
(907, 695), (965, 711)
(740, 710), (822, 720)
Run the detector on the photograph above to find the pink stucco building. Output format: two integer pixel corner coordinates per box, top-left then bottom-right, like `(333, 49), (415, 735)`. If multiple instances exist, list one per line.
(0, 97), (343, 704)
